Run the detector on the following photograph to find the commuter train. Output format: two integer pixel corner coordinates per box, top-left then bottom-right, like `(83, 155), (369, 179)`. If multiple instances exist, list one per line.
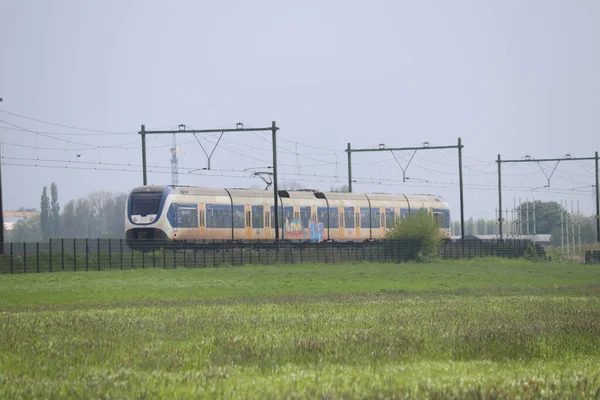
(125, 185), (450, 247)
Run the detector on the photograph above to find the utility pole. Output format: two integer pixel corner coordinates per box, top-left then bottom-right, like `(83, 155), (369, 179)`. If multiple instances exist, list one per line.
(596, 151), (599, 243)
(345, 138), (466, 240)
(138, 121), (282, 240)
(347, 143), (352, 193)
(496, 153), (600, 242)
(0, 97), (4, 254)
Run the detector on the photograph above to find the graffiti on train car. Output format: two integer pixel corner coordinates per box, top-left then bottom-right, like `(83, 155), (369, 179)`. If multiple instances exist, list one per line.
(284, 218), (303, 240)
(309, 220), (324, 242)
(285, 218), (324, 242)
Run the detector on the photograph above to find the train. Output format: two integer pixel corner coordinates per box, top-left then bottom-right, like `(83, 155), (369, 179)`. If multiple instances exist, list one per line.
(125, 185), (450, 248)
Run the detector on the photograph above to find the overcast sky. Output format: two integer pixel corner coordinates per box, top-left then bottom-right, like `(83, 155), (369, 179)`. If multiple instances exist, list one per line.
(1, 0), (599, 221)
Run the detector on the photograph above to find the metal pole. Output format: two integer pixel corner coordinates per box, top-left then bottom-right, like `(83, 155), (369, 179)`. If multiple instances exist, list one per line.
(458, 138), (465, 240)
(347, 142), (352, 193)
(560, 203), (564, 253)
(565, 203), (570, 255)
(141, 125), (147, 186)
(533, 198), (537, 236)
(596, 151), (599, 243)
(271, 121), (279, 241)
(0, 97), (4, 254)
(526, 198), (530, 236)
(497, 154), (502, 237)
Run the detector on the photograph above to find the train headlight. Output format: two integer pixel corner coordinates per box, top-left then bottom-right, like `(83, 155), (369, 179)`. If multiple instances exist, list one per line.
(133, 217), (137, 222)
(150, 217), (155, 222)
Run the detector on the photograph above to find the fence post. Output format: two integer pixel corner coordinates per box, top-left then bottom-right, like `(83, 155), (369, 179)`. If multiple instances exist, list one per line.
(10, 242), (14, 274)
(120, 239), (123, 270)
(130, 245), (134, 269)
(36, 242), (40, 273)
(49, 238), (53, 272)
(24, 242), (27, 274)
(163, 246), (166, 269)
(153, 247), (156, 269)
(73, 239), (77, 272)
(85, 238), (89, 271)
(61, 239), (64, 271)
(97, 238), (101, 271)
(108, 239), (112, 270)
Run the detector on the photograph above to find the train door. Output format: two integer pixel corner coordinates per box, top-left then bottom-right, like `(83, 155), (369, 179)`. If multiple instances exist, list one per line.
(379, 207), (387, 238)
(198, 203), (206, 240)
(337, 206), (344, 240)
(245, 205), (252, 240)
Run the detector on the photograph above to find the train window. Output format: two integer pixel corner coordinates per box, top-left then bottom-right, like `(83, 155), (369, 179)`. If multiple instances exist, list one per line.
(317, 207), (328, 229)
(329, 209), (338, 229)
(131, 191), (163, 216)
(233, 205), (244, 228)
(206, 204), (231, 228)
(270, 206), (292, 228)
(300, 207), (311, 228)
(385, 208), (395, 228)
(400, 208), (410, 218)
(329, 209), (339, 228)
(167, 203), (198, 228)
(344, 207), (355, 229)
(433, 208), (450, 228)
(360, 208), (370, 228)
(371, 208), (381, 229)
(252, 205), (264, 229)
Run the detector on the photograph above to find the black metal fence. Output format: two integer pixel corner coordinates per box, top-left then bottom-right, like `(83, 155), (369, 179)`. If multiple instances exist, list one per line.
(0, 238), (544, 274)
(585, 251), (600, 264)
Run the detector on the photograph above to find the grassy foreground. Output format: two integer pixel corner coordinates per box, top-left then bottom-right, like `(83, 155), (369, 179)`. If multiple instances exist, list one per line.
(1, 259), (599, 399)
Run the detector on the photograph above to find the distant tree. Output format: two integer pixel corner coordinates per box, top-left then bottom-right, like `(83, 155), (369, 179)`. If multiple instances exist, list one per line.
(550, 214), (598, 246)
(58, 191), (128, 238)
(330, 184), (350, 193)
(40, 186), (50, 240)
(11, 214), (41, 242)
(60, 200), (77, 238)
(279, 181), (305, 190)
(476, 219), (486, 235)
(486, 219), (498, 235)
(50, 182), (60, 237)
(465, 217), (474, 236)
(454, 221), (461, 236)
(103, 193), (128, 237)
(517, 200), (562, 234)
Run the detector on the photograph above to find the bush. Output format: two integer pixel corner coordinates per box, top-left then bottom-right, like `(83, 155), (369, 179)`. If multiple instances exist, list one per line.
(386, 211), (443, 260)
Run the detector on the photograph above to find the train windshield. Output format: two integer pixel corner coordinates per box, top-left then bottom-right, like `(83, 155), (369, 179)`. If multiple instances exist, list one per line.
(131, 192), (163, 216)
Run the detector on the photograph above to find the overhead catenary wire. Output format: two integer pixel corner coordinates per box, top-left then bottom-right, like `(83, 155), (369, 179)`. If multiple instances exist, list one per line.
(0, 109), (135, 134)
(3, 158), (596, 198)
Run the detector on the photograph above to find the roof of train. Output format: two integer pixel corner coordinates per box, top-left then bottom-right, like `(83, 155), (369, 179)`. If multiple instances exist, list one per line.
(131, 185), (446, 203)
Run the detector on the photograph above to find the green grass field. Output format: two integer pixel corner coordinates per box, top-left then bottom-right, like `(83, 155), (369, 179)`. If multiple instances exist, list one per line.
(1, 259), (599, 399)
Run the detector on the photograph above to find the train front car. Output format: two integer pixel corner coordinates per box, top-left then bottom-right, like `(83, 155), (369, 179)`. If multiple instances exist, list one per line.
(125, 185), (172, 248)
